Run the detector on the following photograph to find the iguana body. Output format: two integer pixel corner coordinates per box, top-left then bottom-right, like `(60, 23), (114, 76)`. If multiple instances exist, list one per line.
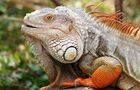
(21, 6), (140, 90)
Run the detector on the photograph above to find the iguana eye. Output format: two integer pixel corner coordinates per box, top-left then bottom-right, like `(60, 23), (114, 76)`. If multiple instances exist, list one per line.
(44, 14), (54, 22)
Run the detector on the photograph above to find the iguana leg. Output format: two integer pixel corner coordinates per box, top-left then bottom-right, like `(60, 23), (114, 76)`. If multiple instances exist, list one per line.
(60, 56), (122, 88)
(117, 73), (140, 90)
(79, 54), (96, 75)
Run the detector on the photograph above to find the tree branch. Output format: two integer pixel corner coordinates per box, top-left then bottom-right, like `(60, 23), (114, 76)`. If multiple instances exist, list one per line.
(51, 0), (63, 6)
(0, 15), (23, 22)
(114, 0), (123, 22)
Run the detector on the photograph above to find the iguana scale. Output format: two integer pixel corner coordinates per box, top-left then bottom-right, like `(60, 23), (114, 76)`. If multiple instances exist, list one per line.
(21, 6), (140, 90)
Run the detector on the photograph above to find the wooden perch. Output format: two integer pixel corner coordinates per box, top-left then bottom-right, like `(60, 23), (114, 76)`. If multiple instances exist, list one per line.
(53, 87), (117, 90)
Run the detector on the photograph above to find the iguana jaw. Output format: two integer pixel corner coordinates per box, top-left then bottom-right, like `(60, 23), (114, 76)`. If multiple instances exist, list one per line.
(21, 7), (84, 64)
(21, 24), (84, 64)
(22, 34), (79, 89)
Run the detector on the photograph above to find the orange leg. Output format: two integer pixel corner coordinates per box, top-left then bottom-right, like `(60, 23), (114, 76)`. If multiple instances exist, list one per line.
(60, 57), (122, 88)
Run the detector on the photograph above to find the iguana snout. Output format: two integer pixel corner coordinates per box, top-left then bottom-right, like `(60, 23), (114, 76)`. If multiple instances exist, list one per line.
(21, 7), (84, 64)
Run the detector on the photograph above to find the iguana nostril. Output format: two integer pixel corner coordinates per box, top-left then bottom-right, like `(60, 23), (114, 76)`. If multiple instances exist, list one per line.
(64, 46), (77, 61)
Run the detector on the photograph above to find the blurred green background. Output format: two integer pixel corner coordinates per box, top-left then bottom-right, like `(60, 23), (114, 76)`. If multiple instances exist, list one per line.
(0, 0), (140, 90)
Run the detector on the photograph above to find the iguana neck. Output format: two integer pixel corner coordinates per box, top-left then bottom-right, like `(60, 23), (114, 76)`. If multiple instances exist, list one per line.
(75, 16), (103, 55)
(80, 16), (117, 56)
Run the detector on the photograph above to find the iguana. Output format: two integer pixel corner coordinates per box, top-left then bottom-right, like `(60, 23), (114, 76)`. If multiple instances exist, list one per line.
(21, 6), (140, 90)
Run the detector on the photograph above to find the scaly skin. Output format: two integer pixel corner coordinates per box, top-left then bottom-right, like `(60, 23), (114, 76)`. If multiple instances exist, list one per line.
(21, 6), (140, 90)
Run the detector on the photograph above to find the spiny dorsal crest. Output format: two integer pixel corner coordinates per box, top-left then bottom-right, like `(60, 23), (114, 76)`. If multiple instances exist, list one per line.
(85, 3), (140, 41)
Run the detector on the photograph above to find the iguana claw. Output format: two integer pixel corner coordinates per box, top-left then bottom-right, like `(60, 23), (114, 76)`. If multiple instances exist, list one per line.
(60, 78), (94, 88)
(60, 81), (75, 88)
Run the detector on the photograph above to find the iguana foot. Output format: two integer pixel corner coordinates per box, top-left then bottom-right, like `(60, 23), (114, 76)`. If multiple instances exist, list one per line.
(61, 57), (122, 89)
(60, 78), (95, 88)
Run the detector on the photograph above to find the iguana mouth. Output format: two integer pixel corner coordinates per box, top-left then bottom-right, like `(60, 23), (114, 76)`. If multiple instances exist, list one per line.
(23, 19), (38, 28)
(25, 24), (37, 28)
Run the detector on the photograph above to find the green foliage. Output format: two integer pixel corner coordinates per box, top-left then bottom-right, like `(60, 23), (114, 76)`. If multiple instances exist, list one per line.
(0, 0), (48, 90)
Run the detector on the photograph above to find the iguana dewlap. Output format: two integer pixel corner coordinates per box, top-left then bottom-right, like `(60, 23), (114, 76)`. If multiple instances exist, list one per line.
(21, 6), (140, 90)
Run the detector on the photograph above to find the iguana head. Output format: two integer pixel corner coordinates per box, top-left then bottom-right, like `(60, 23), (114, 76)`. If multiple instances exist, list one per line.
(21, 6), (85, 63)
